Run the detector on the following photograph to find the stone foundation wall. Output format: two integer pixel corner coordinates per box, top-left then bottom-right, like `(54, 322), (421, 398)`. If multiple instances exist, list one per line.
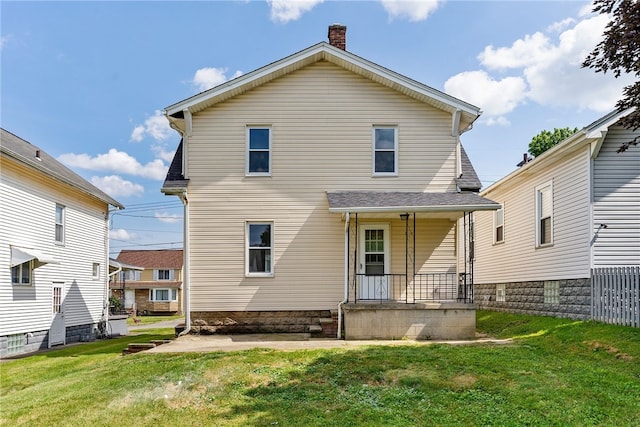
(474, 278), (591, 320)
(190, 310), (337, 338)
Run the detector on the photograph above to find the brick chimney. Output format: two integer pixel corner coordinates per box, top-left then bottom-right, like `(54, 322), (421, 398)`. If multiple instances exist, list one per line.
(328, 24), (347, 50)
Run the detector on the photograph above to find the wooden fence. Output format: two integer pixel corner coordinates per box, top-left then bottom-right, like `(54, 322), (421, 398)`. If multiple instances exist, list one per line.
(591, 267), (640, 327)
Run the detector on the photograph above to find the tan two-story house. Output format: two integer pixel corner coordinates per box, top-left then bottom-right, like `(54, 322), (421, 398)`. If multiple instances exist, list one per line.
(161, 26), (499, 339)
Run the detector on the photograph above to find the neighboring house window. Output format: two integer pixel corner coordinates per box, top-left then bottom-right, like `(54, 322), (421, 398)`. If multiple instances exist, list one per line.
(55, 204), (65, 244)
(536, 182), (553, 246)
(544, 281), (559, 305)
(92, 263), (100, 279)
(246, 222), (273, 276)
(373, 126), (398, 176)
(247, 127), (271, 175)
(150, 288), (177, 302)
(155, 269), (173, 280)
(496, 284), (505, 302)
(11, 261), (32, 285)
(494, 205), (504, 244)
(120, 270), (140, 281)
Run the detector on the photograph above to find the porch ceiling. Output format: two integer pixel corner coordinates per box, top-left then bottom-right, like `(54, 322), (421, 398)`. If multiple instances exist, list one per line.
(326, 191), (501, 216)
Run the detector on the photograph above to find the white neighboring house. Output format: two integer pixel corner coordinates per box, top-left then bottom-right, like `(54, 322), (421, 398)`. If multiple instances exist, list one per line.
(0, 129), (124, 357)
(472, 109), (640, 324)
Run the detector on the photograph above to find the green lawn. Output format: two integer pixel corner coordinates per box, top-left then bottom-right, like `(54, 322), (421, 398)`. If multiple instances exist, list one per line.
(2, 312), (639, 426)
(126, 314), (183, 326)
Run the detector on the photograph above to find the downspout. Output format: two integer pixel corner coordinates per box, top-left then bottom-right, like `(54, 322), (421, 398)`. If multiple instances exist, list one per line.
(337, 212), (350, 339)
(178, 191), (191, 336)
(103, 211), (111, 324)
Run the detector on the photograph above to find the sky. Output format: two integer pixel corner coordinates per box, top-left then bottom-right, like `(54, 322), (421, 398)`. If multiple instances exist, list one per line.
(1, 0), (633, 256)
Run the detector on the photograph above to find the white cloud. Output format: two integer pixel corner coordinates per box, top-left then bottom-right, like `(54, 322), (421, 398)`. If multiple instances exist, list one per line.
(444, 70), (527, 123)
(445, 12), (633, 125)
(380, 0), (441, 21)
(109, 228), (137, 240)
(1, 34), (12, 49)
(267, 0), (324, 23)
(192, 67), (243, 92)
(154, 212), (181, 224)
(58, 149), (168, 180)
(91, 175), (144, 198)
(151, 144), (176, 163)
(130, 110), (173, 142)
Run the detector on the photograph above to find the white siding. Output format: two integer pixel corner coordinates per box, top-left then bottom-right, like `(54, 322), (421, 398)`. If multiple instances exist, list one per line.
(474, 145), (592, 283)
(186, 61), (460, 311)
(592, 126), (640, 266)
(0, 159), (108, 336)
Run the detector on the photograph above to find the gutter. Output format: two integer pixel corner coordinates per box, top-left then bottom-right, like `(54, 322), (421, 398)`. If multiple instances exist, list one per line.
(178, 191), (191, 336)
(337, 212), (350, 339)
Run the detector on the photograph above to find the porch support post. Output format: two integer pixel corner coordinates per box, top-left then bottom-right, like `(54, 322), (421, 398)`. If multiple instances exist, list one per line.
(354, 213), (358, 303)
(405, 213), (408, 303)
(413, 212), (416, 302)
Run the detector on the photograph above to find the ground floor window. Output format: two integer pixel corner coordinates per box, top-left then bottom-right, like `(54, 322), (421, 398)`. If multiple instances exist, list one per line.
(246, 222), (273, 276)
(7, 333), (24, 354)
(150, 288), (177, 302)
(544, 281), (559, 305)
(11, 261), (32, 285)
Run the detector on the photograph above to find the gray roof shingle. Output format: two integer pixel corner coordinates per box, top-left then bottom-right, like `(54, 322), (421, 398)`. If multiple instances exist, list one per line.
(457, 145), (482, 192)
(1, 129), (124, 209)
(326, 191), (500, 213)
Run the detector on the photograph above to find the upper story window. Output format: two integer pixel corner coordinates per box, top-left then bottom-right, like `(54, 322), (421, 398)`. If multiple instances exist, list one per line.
(246, 222), (273, 276)
(494, 205), (504, 244)
(155, 269), (173, 281)
(11, 260), (32, 286)
(92, 263), (100, 279)
(247, 127), (271, 176)
(119, 270), (141, 281)
(55, 204), (65, 244)
(536, 181), (553, 247)
(373, 127), (398, 176)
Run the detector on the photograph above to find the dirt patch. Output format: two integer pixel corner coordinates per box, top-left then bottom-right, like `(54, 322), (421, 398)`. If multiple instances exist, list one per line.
(583, 340), (633, 362)
(451, 374), (478, 388)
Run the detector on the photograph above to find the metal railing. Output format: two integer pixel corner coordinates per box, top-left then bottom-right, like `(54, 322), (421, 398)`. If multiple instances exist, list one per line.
(355, 273), (472, 303)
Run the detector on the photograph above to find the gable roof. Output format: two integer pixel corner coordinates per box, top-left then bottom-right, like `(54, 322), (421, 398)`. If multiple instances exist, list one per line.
(0, 129), (124, 209)
(481, 108), (636, 195)
(161, 139), (188, 194)
(116, 249), (184, 269)
(164, 42), (481, 132)
(457, 145), (482, 192)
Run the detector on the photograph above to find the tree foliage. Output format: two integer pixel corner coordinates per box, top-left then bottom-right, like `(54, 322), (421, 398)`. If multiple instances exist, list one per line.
(582, 0), (640, 152)
(528, 127), (579, 157)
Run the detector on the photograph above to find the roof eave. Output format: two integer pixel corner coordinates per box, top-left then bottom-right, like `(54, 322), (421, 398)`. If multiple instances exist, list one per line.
(329, 203), (502, 214)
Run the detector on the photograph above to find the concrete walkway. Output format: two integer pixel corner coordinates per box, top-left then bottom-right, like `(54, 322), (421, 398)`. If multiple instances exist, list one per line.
(128, 318), (184, 331)
(146, 333), (512, 353)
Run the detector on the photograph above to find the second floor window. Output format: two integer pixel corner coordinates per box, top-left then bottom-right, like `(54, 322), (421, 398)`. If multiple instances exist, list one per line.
(373, 127), (398, 176)
(494, 206), (504, 244)
(247, 127), (271, 175)
(55, 204), (65, 244)
(536, 182), (553, 247)
(156, 269), (172, 280)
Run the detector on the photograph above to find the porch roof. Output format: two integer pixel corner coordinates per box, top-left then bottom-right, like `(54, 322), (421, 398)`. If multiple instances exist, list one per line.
(326, 191), (500, 213)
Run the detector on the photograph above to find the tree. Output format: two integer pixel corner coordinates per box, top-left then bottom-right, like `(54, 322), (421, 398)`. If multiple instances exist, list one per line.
(582, 0), (640, 152)
(528, 127), (579, 157)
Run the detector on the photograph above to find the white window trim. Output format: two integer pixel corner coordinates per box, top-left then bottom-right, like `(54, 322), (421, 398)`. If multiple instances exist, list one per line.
(246, 221), (274, 277)
(496, 284), (505, 302)
(92, 263), (100, 280)
(246, 126), (272, 176)
(11, 260), (33, 286)
(55, 204), (65, 245)
(150, 288), (178, 302)
(535, 181), (554, 248)
(494, 204), (504, 244)
(154, 269), (173, 281)
(372, 126), (398, 177)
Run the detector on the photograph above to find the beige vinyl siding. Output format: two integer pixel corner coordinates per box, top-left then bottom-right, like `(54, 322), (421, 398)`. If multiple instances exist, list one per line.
(474, 145), (592, 284)
(0, 158), (108, 336)
(592, 126), (640, 266)
(186, 61), (460, 311)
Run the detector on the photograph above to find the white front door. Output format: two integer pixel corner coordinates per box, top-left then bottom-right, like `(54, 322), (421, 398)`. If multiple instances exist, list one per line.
(49, 283), (65, 347)
(359, 224), (390, 300)
(124, 289), (135, 309)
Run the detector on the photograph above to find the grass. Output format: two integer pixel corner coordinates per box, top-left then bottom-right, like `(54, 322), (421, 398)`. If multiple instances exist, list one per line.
(126, 315), (183, 326)
(2, 312), (639, 426)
